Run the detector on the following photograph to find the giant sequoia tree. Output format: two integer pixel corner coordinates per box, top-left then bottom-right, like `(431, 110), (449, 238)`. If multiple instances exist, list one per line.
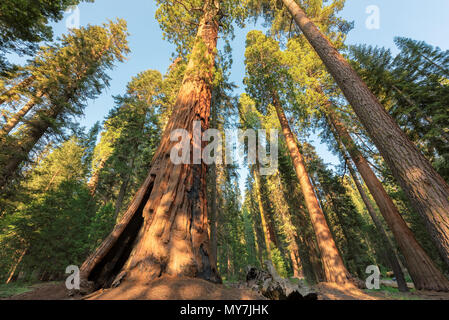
(80, 0), (249, 289)
(256, 0), (449, 267)
(276, 22), (449, 289)
(244, 31), (353, 285)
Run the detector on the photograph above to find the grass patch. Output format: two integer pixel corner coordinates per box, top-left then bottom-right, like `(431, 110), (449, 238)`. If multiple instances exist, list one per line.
(365, 285), (419, 300)
(0, 282), (34, 298)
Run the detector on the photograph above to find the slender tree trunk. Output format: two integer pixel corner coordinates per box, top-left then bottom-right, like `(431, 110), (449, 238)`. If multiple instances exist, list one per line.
(282, 0), (449, 267)
(327, 111), (449, 291)
(209, 163), (218, 269)
(0, 75), (36, 106)
(44, 169), (61, 192)
(252, 165), (277, 255)
(80, 2), (221, 287)
(292, 202), (324, 283)
(252, 219), (263, 266)
(272, 93), (353, 285)
(6, 248), (27, 284)
(270, 173), (305, 279)
(0, 91), (43, 136)
(249, 191), (264, 266)
(288, 239), (303, 279)
(208, 98), (219, 269)
(346, 158), (409, 292)
(115, 174), (131, 220)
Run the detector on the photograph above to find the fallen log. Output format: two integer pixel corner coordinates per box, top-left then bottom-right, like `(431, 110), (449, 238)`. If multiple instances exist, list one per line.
(243, 261), (318, 300)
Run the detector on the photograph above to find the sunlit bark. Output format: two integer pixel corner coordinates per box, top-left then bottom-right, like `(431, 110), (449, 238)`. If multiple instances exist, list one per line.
(346, 158), (408, 292)
(327, 109), (449, 291)
(80, 2), (221, 287)
(272, 92), (353, 285)
(282, 0), (449, 269)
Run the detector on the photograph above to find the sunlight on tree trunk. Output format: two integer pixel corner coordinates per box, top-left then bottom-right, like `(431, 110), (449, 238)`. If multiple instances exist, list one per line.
(272, 92), (353, 286)
(282, 0), (449, 268)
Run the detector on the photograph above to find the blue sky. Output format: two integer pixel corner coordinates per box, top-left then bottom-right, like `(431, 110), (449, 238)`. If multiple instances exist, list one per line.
(11, 0), (449, 194)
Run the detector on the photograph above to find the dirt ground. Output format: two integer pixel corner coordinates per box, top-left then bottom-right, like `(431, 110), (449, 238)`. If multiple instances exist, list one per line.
(3, 278), (449, 300)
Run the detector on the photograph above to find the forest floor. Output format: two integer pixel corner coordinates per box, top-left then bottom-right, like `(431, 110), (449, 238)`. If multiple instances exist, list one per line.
(2, 279), (449, 300)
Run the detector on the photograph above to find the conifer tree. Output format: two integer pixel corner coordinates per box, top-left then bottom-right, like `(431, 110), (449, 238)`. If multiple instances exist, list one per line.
(0, 0), (94, 73)
(0, 20), (129, 191)
(244, 30), (353, 285)
(261, 0), (449, 267)
(80, 0), (250, 288)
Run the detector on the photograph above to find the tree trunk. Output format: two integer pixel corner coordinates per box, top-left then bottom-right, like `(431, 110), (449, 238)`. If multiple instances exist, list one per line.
(270, 173), (305, 279)
(252, 165), (278, 256)
(272, 93), (353, 285)
(0, 75), (36, 106)
(249, 192), (264, 266)
(44, 169), (61, 192)
(88, 158), (107, 196)
(115, 173), (131, 220)
(208, 98), (219, 269)
(209, 162), (218, 269)
(327, 111), (449, 291)
(346, 158), (409, 292)
(0, 102), (65, 191)
(282, 0), (449, 268)
(0, 91), (43, 136)
(288, 239), (303, 279)
(6, 248), (27, 284)
(80, 2), (221, 288)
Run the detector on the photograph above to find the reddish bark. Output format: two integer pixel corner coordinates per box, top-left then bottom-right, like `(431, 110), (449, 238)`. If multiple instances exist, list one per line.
(253, 165), (278, 255)
(282, 0), (449, 268)
(272, 93), (353, 285)
(80, 3), (221, 287)
(327, 110), (449, 291)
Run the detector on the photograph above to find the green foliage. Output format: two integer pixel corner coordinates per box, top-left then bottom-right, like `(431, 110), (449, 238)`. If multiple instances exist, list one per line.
(216, 166), (249, 281)
(270, 246), (288, 278)
(248, 0), (352, 46)
(0, 282), (33, 298)
(155, 0), (250, 56)
(0, 138), (116, 282)
(0, 20), (129, 191)
(90, 69), (167, 215)
(349, 39), (449, 181)
(0, 0), (94, 73)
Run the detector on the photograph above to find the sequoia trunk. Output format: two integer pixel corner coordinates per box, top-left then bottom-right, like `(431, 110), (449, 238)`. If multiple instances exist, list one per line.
(272, 93), (353, 285)
(80, 3), (221, 287)
(328, 111), (449, 291)
(253, 165), (278, 255)
(346, 158), (408, 292)
(282, 0), (449, 267)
